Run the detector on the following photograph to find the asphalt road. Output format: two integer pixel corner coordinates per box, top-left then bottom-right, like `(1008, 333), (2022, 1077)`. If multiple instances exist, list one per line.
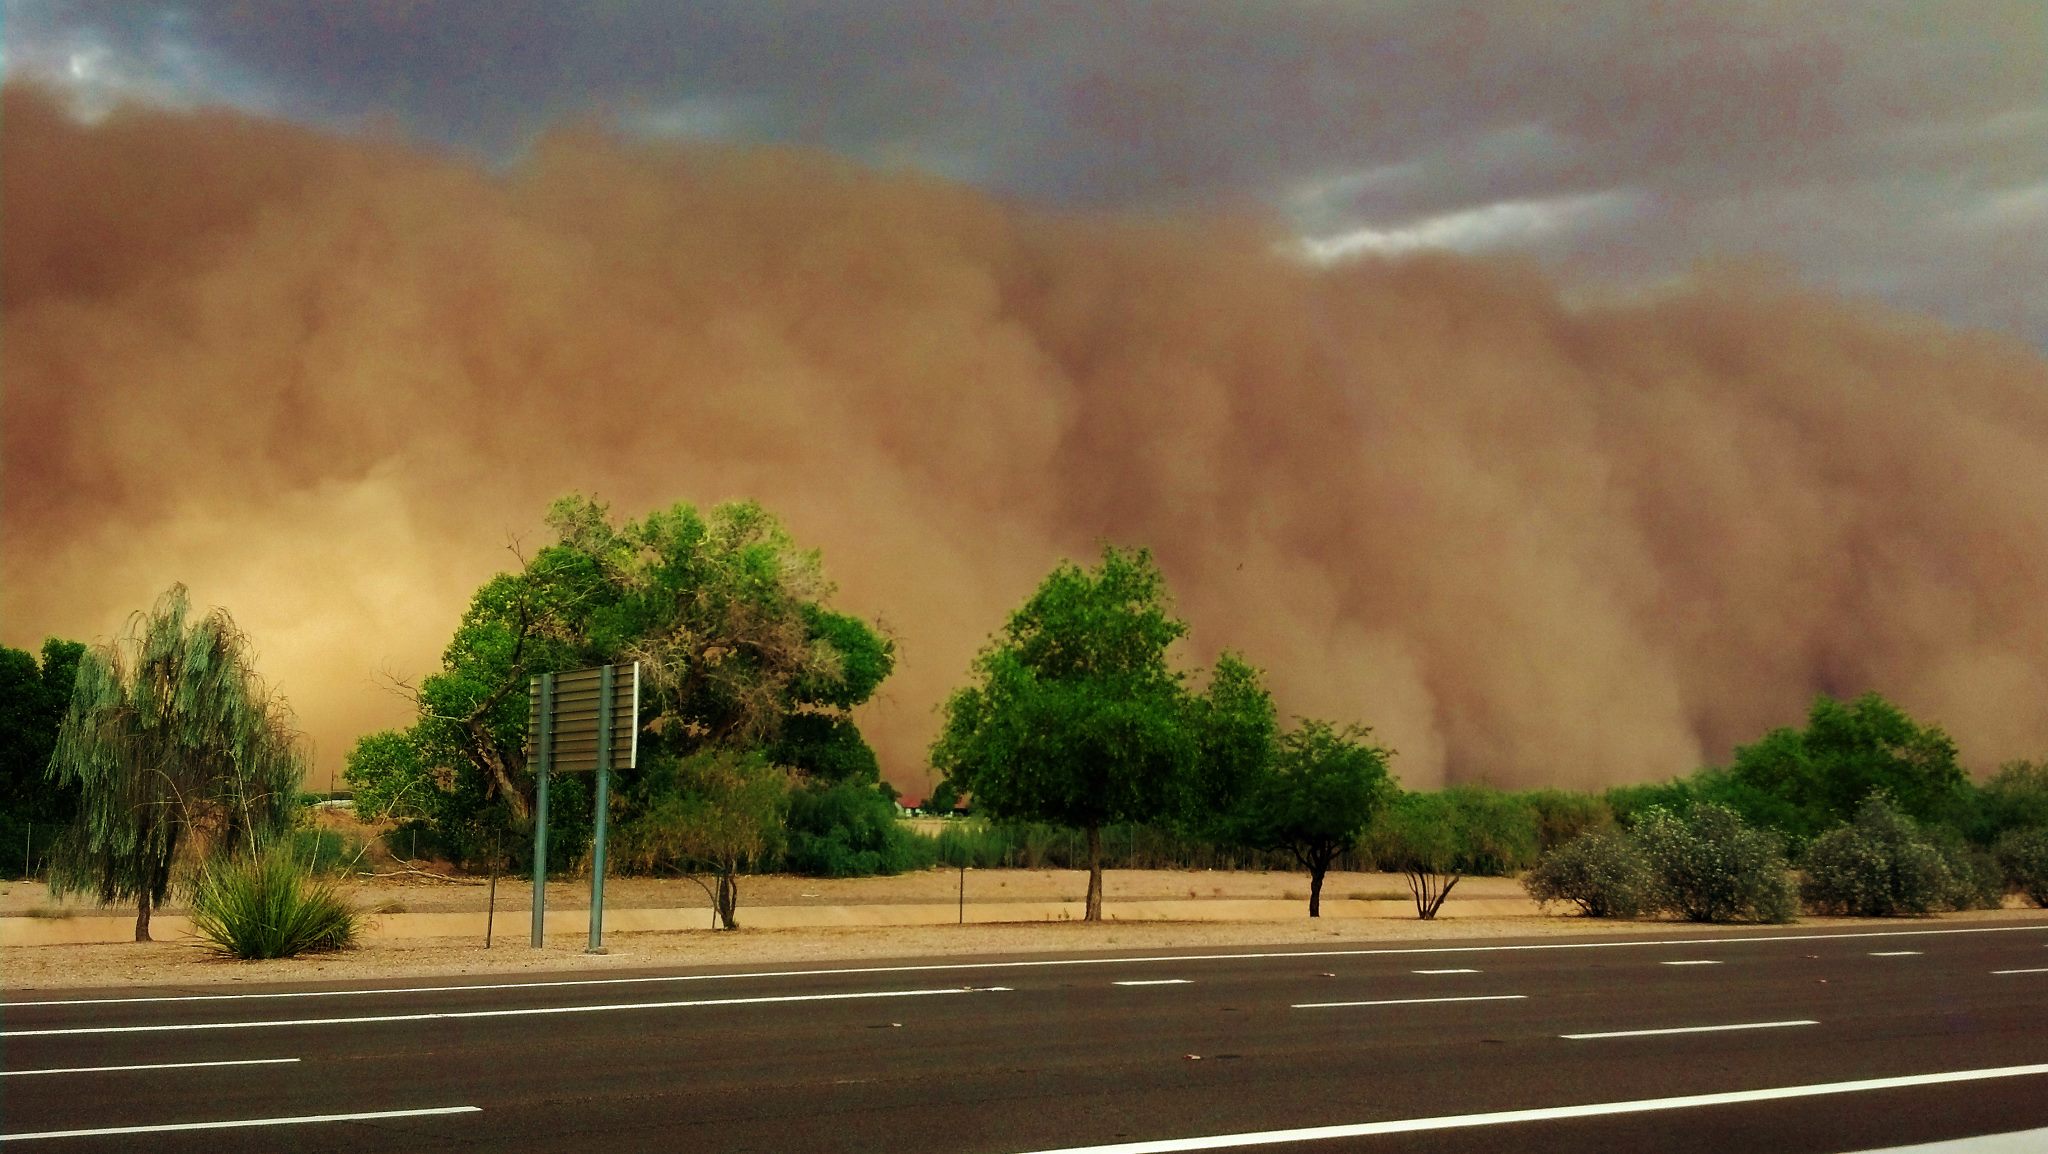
(5, 921), (2048, 1152)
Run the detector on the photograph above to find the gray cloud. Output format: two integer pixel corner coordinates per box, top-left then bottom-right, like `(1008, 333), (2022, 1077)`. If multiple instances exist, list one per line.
(4, 0), (2044, 341)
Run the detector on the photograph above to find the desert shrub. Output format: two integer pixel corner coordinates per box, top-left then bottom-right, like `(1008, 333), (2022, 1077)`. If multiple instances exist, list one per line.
(1799, 797), (1956, 917)
(190, 852), (359, 959)
(1634, 803), (1798, 924)
(1523, 829), (1655, 918)
(781, 782), (934, 877)
(1368, 792), (1464, 919)
(1996, 827), (2048, 907)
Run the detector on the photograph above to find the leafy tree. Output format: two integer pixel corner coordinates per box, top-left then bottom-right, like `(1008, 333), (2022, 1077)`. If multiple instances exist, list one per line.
(1238, 720), (1393, 917)
(1522, 789), (1615, 854)
(0, 638), (86, 875)
(1179, 654), (1280, 841)
(1440, 786), (1540, 875)
(931, 546), (1198, 921)
(1726, 693), (1967, 841)
(923, 778), (962, 815)
(1369, 792), (1465, 919)
(1966, 760), (2048, 845)
(1633, 804), (1798, 924)
(45, 586), (305, 940)
(360, 496), (892, 869)
(1523, 829), (1655, 918)
(613, 749), (790, 928)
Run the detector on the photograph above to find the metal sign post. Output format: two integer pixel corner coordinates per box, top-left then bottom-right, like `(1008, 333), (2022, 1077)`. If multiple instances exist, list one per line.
(588, 663), (614, 954)
(529, 672), (554, 948)
(526, 663), (639, 952)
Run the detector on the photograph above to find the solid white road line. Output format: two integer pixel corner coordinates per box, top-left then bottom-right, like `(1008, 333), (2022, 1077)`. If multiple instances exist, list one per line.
(1003, 1063), (2048, 1154)
(1412, 968), (1480, 974)
(1113, 979), (1192, 986)
(0, 986), (1007, 1039)
(1562, 1019), (1817, 1040)
(1, 1106), (479, 1143)
(1991, 967), (2048, 974)
(0, 1058), (298, 1078)
(1871, 951), (1923, 957)
(11, 924), (2044, 1011)
(1839, 1126), (2048, 1152)
(1294, 995), (1526, 1009)
(1660, 960), (1723, 966)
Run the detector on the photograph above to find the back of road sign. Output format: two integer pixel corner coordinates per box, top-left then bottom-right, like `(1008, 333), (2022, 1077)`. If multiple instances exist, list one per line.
(526, 663), (639, 772)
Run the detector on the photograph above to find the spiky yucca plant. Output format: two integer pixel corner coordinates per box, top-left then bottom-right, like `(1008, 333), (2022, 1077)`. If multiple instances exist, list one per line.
(190, 852), (358, 959)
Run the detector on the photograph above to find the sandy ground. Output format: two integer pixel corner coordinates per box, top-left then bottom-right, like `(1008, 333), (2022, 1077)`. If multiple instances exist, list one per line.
(0, 867), (1501, 917)
(5, 866), (2040, 992)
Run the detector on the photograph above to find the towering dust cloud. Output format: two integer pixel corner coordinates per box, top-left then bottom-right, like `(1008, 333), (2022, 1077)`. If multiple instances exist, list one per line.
(6, 85), (2048, 791)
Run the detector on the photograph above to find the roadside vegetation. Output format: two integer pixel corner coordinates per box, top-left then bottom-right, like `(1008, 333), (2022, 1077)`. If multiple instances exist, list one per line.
(8, 493), (2048, 938)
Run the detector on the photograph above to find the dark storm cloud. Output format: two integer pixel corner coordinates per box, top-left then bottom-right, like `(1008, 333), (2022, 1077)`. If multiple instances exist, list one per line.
(9, 2), (2043, 299)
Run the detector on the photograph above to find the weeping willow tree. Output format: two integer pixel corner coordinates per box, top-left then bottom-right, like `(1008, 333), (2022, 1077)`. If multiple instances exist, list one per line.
(46, 585), (305, 940)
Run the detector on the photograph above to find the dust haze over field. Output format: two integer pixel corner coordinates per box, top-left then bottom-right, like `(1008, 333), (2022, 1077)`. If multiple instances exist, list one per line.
(6, 84), (2048, 792)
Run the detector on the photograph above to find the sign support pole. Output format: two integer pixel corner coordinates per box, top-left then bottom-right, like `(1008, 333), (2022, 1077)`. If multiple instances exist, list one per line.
(530, 671), (554, 949)
(588, 663), (614, 954)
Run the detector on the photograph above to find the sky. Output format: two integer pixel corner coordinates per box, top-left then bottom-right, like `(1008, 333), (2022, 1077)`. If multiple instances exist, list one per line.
(5, 2), (2048, 794)
(6, 0), (2046, 346)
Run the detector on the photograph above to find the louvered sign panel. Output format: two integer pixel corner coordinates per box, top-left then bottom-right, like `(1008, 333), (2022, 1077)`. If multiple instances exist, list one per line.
(525, 662), (640, 772)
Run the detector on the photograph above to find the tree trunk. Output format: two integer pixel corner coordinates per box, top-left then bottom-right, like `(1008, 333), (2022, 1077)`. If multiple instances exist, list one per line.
(1084, 824), (1103, 922)
(715, 870), (738, 930)
(1309, 861), (1327, 918)
(134, 889), (152, 942)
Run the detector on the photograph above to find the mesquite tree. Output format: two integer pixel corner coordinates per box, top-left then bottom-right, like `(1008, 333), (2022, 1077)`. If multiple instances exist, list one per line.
(932, 547), (1198, 922)
(1239, 720), (1395, 917)
(45, 586), (304, 940)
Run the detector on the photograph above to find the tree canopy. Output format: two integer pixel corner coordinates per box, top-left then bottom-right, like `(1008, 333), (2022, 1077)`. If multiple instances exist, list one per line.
(932, 545), (1259, 920)
(357, 495), (894, 874)
(1726, 692), (1968, 840)
(46, 586), (304, 939)
(0, 638), (86, 873)
(1237, 719), (1395, 916)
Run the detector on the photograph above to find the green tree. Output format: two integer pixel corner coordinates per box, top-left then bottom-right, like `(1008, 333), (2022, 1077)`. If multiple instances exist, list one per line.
(0, 638), (86, 875)
(1238, 720), (1394, 917)
(360, 496), (893, 869)
(1726, 693), (1967, 841)
(613, 749), (791, 928)
(932, 546), (1197, 921)
(45, 587), (305, 940)
(1180, 654), (1280, 841)
(1967, 760), (2048, 845)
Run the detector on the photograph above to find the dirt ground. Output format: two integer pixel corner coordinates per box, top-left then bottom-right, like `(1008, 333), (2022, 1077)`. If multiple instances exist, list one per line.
(5, 866), (2040, 992)
(0, 867), (1518, 917)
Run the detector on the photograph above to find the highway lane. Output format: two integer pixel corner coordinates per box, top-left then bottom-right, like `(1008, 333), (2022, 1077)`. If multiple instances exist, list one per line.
(4, 921), (2047, 1152)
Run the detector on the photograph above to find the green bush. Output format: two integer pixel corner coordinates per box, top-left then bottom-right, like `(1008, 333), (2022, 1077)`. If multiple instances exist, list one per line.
(1799, 797), (1956, 917)
(1937, 842), (2006, 911)
(190, 852), (360, 959)
(781, 782), (934, 877)
(1522, 790), (1615, 855)
(1439, 787), (1540, 875)
(1634, 803), (1798, 924)
(1995, 827), (2048, 907)
(1523, 829), (1655, 918)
